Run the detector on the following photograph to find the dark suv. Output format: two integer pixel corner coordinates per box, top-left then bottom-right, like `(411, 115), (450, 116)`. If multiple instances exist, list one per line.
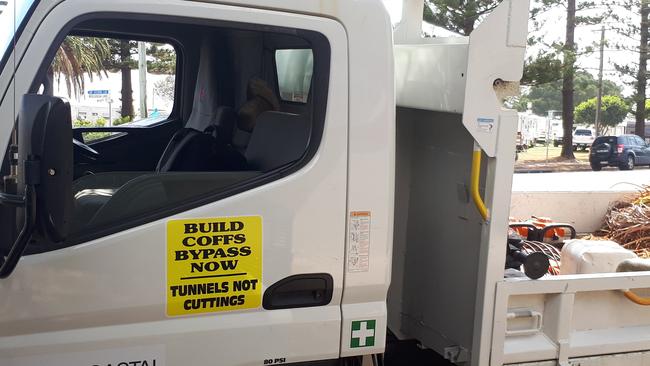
(590, 135), (650, 171)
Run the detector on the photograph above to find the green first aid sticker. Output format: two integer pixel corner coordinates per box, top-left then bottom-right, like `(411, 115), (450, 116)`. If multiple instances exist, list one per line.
(350, 320), (376, 348)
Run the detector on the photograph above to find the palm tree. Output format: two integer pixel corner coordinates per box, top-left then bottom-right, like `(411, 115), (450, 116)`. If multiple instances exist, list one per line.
(45, 36), (110, 97)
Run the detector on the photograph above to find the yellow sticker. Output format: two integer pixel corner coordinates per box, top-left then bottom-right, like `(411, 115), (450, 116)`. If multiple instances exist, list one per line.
(166, 216), (262, 316)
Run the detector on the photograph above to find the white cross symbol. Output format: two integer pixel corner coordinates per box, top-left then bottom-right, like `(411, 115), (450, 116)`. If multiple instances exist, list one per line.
(352, 321), (375, 347)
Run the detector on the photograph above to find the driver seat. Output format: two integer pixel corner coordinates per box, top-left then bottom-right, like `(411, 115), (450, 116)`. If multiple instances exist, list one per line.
(155, 106), (245, 172)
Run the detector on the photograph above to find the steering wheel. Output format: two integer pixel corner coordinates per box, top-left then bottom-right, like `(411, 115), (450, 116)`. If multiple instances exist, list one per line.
(73, 138), (100, 160)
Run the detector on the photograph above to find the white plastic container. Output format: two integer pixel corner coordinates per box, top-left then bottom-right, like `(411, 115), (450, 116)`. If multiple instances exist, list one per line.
(560, 239), (637, 275)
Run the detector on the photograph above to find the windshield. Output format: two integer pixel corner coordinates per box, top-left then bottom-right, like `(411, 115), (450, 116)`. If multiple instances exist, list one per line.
(575, 129), (592, 136)
(594, 136), (616, 145)
(0, 0), (37, 66)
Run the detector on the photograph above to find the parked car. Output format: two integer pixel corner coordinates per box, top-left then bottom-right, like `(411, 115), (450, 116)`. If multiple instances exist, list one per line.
(573, 128), (595, 150)
(590, 135), (650, 171)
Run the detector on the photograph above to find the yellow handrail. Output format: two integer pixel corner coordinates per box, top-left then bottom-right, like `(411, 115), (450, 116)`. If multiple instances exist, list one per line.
(471, 142), (488, 220)
(623, 290), (650, 306)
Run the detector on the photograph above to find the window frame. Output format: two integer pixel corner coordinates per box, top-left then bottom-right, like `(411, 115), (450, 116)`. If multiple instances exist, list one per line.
(19, 12), (332, 252)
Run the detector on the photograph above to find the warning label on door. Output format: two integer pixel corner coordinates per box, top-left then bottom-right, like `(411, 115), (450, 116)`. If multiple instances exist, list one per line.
(166, 216), (262, 316)
(347, 211), (371, 272)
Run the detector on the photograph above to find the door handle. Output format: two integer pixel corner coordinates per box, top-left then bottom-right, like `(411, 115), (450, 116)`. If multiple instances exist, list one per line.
(262, 273), (333, 310)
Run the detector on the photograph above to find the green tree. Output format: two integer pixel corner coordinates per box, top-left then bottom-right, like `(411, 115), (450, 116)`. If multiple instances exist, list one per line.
(521, 53), (563, 86)
(423, 0), (500, 36)
(561, 0), (578, 159)
(103, 39), (137, 119)
(575, 95), (630, 133)
(525, 0), (608, 159)
(147, 43), (176, 74)
(48, 36), (110, 97)
(112, 116), (132, 126)
(154, 75), (175, 103)
(520, 71), (623, 115)
(73, 117), (110, 141)
(103, 41), (175, 119)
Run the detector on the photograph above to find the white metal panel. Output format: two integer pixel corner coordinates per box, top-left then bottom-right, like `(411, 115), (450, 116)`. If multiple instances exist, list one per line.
(471, 110), (519, 366)
(391, 3), (527, 364)
(393, 0), (424, 44)
(0, 1), (349, 365)
(505, 351), (650, 366)
(462, 0), (530, 157)
(390, 109), (486, 356)
(394, 42), (468, 113)
(510, 191), (630, 233)
(492, 273), (650, 365)
(447, 2), (530, 364)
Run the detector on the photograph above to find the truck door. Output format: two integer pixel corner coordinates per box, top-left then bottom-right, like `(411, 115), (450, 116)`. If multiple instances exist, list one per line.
(0, 1), (348, 365)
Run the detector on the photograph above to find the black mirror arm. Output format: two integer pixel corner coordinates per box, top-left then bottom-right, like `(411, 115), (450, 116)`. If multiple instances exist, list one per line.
(0, 185), (37, 279)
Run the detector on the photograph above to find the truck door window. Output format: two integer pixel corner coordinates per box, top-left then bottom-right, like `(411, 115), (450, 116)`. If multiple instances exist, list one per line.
(13, 16), (329, 252)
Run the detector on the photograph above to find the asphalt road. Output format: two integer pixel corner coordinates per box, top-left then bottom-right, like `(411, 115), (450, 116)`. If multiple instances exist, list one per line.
(512, 169), (650, 192)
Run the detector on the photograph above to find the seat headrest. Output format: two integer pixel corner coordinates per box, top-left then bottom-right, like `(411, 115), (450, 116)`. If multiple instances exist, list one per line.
(237, 77), (280, 132)
(245, 111), (311, 171)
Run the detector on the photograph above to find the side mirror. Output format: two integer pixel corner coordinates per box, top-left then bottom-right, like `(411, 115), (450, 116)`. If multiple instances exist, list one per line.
(0, 94), (72, 278)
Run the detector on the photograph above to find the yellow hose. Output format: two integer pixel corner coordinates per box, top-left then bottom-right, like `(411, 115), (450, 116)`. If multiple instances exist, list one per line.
(471, 142), (488, 220)
(623, 290), (650, 306)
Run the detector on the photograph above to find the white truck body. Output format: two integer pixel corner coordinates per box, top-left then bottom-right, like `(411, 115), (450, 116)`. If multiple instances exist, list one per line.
(550, 119), (563, 146)
(0, 1), (648, 366)
(517, 113), (546, 146)
(517, 113), (539, 148)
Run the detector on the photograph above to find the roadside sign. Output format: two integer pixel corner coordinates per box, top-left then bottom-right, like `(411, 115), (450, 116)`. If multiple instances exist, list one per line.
(88, 90), (110, 99)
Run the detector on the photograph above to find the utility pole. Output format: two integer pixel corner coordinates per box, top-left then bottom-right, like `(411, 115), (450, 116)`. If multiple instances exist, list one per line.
(108, 98), (113, 127)
(636, 0), (649, 139)
(595, 26), (605, 137)
(138, 41), (148, 119)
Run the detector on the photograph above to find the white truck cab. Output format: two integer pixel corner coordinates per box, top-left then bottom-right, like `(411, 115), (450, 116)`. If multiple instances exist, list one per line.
(2, 1), (650, 366)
